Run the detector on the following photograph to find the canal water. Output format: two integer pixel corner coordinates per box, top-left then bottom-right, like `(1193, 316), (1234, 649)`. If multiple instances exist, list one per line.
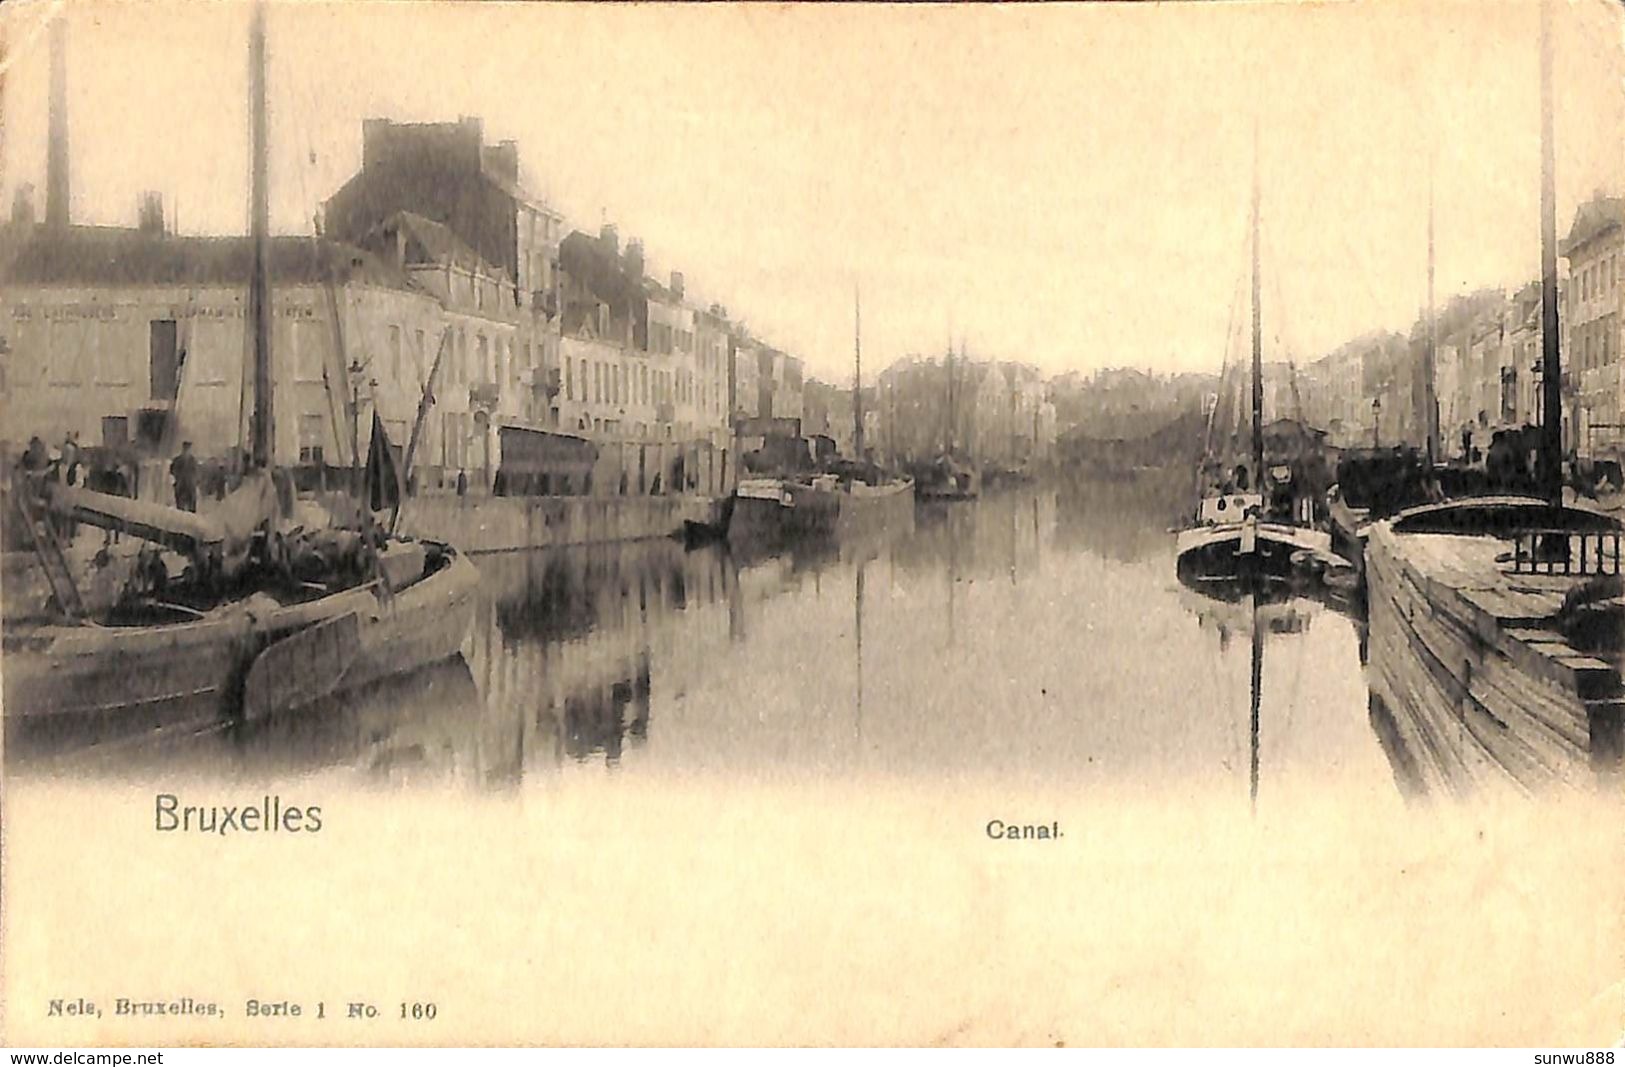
(48, 470), (1403, 809)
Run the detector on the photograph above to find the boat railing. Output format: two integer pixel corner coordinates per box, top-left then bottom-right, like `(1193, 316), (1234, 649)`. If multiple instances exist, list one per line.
(1509, 527), (1623, 577)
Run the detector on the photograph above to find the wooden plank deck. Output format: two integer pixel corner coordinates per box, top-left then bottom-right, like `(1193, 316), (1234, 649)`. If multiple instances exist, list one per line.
(1364, 523), (1622, 795)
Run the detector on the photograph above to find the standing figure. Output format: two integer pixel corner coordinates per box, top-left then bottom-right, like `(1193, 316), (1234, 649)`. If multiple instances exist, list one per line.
(171, 441), (199, 513)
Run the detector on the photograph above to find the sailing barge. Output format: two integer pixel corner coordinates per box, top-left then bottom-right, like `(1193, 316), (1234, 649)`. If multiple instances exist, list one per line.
(4, 480), (479, 750)
(1175, 130), (1347, 593)
(2, 4), (480, 753)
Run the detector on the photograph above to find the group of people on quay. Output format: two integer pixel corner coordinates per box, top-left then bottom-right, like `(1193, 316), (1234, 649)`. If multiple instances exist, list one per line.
(15, 433), (200, 512)
(9, 434), (208, 552)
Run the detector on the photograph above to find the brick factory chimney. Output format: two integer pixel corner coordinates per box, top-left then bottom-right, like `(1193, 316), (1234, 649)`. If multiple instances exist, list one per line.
(600, 222), (618, 256)
(137, 191), (164, 234)
(670, 271), (685, 299)
(46, 16), (69, 228)
(625, 238), (644, 281)
(11, 184), (35, 226)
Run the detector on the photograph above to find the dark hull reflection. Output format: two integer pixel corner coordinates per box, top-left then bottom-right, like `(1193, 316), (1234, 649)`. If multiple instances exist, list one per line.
(228, 657), (496, 785)
(17, 656), (496, 788)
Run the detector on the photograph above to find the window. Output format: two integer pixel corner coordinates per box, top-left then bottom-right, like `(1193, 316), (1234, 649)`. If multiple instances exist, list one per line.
(101, 415), (129, 448)
(476, 334), (489, 383)
(594, 362), (603, 403)
(137, 320), (174, 392)
(565, 358), (574, 400)
(299, 413), (326, 465)
(388, 325), (402, 383)
(415, 329), (426, 382)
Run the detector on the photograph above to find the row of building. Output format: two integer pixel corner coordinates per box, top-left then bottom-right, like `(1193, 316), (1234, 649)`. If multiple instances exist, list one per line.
(1, 105), (1067, 498)
(0, 108), (849, 498)
(1296, 193), (1623, 460)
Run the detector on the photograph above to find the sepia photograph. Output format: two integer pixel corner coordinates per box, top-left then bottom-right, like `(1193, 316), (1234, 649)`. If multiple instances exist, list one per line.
(1, 0), (1622, 1050)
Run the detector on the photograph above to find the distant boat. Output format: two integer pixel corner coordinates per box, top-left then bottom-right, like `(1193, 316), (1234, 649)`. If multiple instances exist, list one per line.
(916, 453), (981, 501)
(727, 472), (915, 553)
(726, 286), (915, 551)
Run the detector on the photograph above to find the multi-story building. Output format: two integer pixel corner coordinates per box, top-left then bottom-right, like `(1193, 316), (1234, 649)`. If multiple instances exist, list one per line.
(325, 117), (565, 313)
(729, 337), (805, 428)
(694, 304), (731, 448)
(1299, 336), (1372, 448)
(1561, 193), (1624, 456)
(323, 116), (567, 483)
(0, 217), (514, 493)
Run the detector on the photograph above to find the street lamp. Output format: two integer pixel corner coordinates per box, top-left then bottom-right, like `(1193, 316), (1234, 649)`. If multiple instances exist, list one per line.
(348, 356), (376, 497)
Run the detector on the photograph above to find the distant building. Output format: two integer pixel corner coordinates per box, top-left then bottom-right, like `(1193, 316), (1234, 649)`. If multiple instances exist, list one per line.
(1561, 193), (1623, 455)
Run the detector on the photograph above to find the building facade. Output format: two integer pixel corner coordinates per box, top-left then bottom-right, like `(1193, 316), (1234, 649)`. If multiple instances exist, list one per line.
(0, 223), (523, 493)
(1562, 194), (1624, 456)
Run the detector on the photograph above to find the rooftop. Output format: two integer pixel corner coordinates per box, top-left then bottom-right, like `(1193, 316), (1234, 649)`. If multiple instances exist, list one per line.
(1561, 195), (1623, 258)
(3, 225), (423, 292)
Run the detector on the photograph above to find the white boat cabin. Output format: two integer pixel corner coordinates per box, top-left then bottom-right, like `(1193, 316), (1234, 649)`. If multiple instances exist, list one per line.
(1193, 492), (1262, 527)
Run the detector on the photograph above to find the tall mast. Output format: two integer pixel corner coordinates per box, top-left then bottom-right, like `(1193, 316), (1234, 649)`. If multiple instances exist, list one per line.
(1538, 0), (1562, 503)
(1425, 154), (1439, 464)
(853, 283), (864, 460)
(249, 0), (273, 470)
(1250, 124), (1263, 489)
(945, 332), (954, 455)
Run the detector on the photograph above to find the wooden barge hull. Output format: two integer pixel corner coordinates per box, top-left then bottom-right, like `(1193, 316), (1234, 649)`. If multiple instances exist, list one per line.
(2, 548), (479, 753)
(727, 479), (915, 552)
(1363, 522), (1622, 796)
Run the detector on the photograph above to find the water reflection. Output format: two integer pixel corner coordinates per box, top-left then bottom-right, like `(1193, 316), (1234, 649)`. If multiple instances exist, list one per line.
(17, 477), (1408, 801)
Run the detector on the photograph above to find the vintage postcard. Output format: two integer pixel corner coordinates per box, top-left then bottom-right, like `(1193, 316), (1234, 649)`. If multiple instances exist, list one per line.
(1, 0), (1623, 1049)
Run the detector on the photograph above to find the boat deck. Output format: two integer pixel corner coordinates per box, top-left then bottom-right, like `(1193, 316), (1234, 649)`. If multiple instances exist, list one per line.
(1365, 522), (1623, 795)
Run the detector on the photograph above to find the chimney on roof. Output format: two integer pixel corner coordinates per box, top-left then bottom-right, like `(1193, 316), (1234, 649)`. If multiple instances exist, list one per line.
(11, 184), (35, 227)
(137, 191), (164, 235)
(482, 138), (519, 183)
(624, 238), (644, 282)
(45, 16), (69, 228)
(360, 117), (387, 170)
(670, 271), (684, 299)
(600, 222), (618, 255)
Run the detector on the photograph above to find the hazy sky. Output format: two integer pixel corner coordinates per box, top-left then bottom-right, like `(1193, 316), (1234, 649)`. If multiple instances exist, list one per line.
(2, 0), (1621, 385)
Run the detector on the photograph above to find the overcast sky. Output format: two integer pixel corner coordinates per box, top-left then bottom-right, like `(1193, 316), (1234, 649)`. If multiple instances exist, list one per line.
(2, 0), (1621, 385)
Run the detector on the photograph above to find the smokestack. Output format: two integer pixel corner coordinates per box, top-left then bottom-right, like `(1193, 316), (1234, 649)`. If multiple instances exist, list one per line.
(670, 271), (684, 299)
(137, 191), (164, 234)
(11, 184), (35, 227)
(46, 16), (69, 228)
(625, 238), (644, 281)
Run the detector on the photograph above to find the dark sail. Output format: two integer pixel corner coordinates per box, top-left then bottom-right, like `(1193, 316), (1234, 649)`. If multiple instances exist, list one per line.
(365, 412), (401, 513)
